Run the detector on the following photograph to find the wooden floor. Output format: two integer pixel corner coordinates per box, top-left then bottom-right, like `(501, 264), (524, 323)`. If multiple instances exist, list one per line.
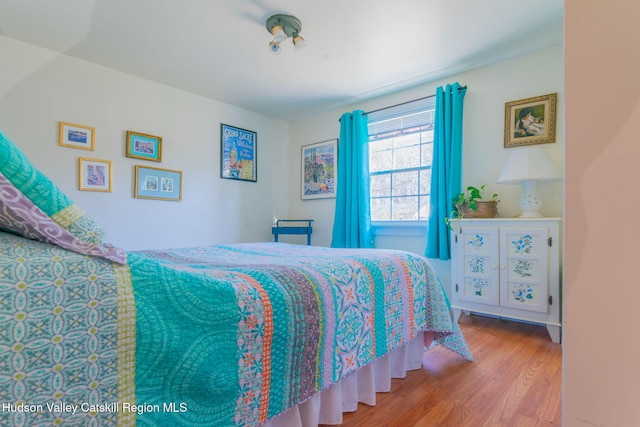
(320, 314), (562, 427)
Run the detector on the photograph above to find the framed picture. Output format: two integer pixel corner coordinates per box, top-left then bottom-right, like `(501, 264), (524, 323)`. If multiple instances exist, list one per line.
(126, 131), (162, 162)
(220, 124), (257, 182)
(78, 158), (112, 192)
(504, 93), (557, 148)
(59, 122), (95, 150)
(134, 165), (182, 201)
(301, 139), (338, 200)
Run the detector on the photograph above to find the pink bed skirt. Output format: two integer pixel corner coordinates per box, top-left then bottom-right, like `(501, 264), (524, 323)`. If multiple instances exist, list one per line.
(262, 331), (435, 427)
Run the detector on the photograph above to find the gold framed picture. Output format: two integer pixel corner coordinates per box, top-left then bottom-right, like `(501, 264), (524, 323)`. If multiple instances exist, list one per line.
(59, 122), (95, 150)
(504, 93), (557, 148)
(134, 165), (182, 201)
(126, 130), (162, 162)
(78, 158), (112, 192)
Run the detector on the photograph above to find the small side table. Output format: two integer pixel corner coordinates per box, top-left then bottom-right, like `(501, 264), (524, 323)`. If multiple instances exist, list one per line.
(272, 220), (314, 245)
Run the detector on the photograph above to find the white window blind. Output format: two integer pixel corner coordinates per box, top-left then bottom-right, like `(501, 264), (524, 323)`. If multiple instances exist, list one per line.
(368, 97), (436, 139)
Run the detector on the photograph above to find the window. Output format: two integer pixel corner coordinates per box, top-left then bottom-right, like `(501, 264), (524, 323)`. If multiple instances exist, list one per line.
(368, 97), (435, 222)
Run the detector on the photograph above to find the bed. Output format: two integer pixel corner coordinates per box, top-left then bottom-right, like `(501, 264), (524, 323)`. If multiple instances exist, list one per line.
(0, 129), (471, 426)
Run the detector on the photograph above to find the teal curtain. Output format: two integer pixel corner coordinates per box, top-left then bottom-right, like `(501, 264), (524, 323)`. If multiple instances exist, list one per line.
(426, 83), (467, 260)
(331, 110), (374, 248)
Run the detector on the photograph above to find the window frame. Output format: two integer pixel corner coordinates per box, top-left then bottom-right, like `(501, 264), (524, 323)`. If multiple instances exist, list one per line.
(367, 96), (436, 234)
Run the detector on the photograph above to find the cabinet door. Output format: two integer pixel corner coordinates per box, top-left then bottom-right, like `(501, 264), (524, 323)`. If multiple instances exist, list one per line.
(454, 226), (500, 306)
(499, 227), (549, 313)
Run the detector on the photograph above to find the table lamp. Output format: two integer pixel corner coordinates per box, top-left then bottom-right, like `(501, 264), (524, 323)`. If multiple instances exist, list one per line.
(496, 146), (561, 217)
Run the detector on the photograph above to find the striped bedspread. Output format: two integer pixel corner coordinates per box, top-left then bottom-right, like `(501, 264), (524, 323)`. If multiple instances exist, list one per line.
(0, 235), (471, 427)
(128, 243), (471, 426)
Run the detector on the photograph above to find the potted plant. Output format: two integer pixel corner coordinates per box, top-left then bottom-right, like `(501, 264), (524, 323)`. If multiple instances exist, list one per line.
(446, 185), (499, 228)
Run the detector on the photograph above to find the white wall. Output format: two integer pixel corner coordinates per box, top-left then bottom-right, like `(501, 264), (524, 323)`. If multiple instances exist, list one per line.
(0, 35), (562, 256)
(0, 36), (290, 250)
(565, 1), (640, 425)
(289, 45), (564, 286)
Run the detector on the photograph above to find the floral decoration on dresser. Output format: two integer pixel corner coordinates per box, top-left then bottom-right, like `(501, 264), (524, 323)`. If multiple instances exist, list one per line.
(512, 283), (534, 302)
(472, 279), (489, 296)
(512, 259), (534, 278)
(512, 234), (534, 254)
(467, 234), (485, 250)
(467, 257), (486, 274)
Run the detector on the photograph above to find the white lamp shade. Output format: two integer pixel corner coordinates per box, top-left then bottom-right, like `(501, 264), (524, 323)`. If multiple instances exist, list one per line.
(496, 146), (561, 184)
(496, 146), (561, 218)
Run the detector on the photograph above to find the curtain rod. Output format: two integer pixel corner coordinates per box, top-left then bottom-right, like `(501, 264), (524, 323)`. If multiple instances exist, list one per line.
(366, 94), (434, 115)
(365, 85), (467, 115)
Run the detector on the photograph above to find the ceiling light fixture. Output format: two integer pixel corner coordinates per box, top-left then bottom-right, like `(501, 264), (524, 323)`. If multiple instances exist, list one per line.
(266, 14), (306, 54)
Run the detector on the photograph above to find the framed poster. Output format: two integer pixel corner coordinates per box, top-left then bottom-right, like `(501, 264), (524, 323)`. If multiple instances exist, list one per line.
(220, 124), (257, 182)
(126, 131), (162, 162)
(134, 165), (182, 201)
(504, 93), (557, 148)
(78, 158), (112, 192)
(59, 122), (95, 150)
(301, 139), (337, 200)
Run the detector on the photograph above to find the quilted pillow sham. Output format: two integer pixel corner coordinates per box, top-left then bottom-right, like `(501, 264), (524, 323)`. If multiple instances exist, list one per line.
(0, 129), (126, 264)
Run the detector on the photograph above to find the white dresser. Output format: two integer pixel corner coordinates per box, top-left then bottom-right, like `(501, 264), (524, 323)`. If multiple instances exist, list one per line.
(449, 218), (562, 342)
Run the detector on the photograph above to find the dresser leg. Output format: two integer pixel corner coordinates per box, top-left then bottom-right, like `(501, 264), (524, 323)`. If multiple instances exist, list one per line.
(452, 308), (462, 323)
(546, 324), (561, 343)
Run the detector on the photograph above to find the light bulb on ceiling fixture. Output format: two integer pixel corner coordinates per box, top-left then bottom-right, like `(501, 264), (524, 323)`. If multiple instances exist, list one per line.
(269, 40), (281, 55)
(270, 24), (286, 43)
(292, 34), (306, 51)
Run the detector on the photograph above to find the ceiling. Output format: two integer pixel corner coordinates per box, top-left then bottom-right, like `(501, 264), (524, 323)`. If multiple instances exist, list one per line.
(0, 0), (563, 121)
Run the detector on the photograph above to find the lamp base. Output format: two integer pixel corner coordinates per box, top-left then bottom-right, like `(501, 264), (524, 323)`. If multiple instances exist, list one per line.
(518, 180), (543, 218)
(518, 210), (543, 218)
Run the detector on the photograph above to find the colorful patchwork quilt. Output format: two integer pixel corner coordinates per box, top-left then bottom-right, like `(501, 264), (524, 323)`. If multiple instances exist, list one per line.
(0, 234), (471, 427)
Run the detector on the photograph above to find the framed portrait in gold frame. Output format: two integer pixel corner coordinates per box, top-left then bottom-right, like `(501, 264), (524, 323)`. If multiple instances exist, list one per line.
(504, 93), (557, 148)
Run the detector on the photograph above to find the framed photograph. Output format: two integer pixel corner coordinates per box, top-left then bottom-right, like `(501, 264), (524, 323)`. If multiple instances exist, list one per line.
(78, 158), (112, 192)
(220, 124), (257, 182)
(126, 131), (162, 162)
(504, 93), (557, 148)
(301, 139), (338, 200)
(134, 165), (182, 201)
(59, 122), (95, 150)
